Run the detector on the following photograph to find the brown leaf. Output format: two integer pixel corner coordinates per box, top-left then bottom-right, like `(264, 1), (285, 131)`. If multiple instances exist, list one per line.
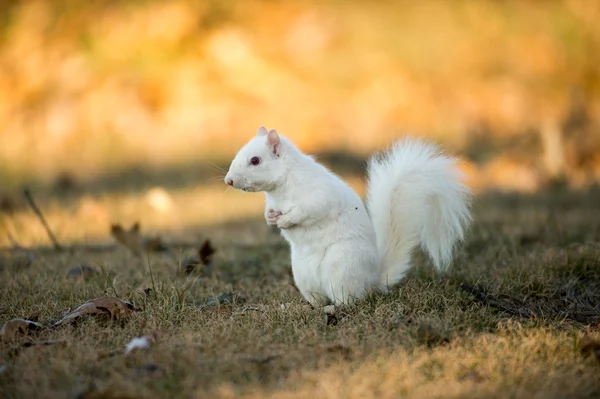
(110, 223), (143, 254)
(1, 319), (43, 340)
(53, 296), (140, 327)
(110, 222), (170, 255)
(180, 256), (200, 276)
(179, 240), (216, 276)
(199, 239), (216, 264)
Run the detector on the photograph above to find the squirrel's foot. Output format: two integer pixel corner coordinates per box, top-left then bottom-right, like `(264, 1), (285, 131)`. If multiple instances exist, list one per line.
(266, 209), (282, 226)
(322, 304), (348, 326)
(276, 213), (296, 229)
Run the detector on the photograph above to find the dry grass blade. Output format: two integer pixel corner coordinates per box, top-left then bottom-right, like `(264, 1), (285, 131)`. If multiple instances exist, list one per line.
(22, 188), (63, 251)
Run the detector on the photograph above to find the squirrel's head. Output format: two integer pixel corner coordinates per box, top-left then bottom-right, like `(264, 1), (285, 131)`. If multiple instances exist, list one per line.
(224, 126), (287, 192)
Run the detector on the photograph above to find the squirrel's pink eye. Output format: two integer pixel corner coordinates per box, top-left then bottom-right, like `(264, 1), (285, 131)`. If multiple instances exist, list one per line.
(250, 156), (261, 166)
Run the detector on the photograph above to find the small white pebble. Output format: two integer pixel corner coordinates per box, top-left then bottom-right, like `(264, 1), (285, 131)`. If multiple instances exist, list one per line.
(125, 335), (154, 355)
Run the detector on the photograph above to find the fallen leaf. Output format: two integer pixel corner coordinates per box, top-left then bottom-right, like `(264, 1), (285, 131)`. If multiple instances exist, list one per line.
(125, 334), (155, 355)
(1, 319), (43, 340)
(179, 239), (216, 276)
(67, 264), (98, 280)
(179, 256), (200, 276)
(199, 240), (216, 264)
(111, 222), (170, 255)
(110, 223), (143, 255)
(53, 296), (140, 327)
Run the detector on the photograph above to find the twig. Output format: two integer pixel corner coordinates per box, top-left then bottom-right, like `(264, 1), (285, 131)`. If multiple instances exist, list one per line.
(461, 281), (600, 324)
(3, 220), (24, 250)
(23, 188), (63, 251)
(556, 310), (600, 324)
(459, 281), (536, 318)
(6, 230), (22, 250)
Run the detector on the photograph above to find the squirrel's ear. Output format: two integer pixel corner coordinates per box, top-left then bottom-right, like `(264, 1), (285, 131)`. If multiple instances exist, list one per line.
(256, 126), (268, 136)
(267, 129), (281, 156)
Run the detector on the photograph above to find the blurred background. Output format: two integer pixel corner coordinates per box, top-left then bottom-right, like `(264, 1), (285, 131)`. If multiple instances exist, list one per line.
(0, 0), (599, 245)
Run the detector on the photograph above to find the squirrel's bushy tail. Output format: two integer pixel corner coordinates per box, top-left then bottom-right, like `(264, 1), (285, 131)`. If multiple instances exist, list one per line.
(365, 137), (472, 289)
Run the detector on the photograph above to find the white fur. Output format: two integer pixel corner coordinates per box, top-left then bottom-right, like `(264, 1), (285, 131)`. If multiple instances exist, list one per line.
(225, 127), (472, 306)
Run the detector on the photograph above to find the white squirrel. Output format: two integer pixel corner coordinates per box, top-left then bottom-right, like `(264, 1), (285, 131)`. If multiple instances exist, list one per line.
(225, 126), (472, 307)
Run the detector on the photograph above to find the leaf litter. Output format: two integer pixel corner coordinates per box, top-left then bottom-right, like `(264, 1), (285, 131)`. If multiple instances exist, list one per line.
(53, 296), (140, 327)
(1, 319), (44, 340)
(179, 239), (216, 276)
(110, 222), (169, 256)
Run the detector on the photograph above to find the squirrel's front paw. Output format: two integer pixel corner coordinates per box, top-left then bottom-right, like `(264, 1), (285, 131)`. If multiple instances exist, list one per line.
(276, 213), (295, 229)
(266, 209), (282, 226)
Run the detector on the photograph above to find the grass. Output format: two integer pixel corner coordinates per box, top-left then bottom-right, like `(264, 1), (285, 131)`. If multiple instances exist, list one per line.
(1, 178), (600, 398)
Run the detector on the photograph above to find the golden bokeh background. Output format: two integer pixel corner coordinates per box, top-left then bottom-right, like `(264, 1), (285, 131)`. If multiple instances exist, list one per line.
(1, 0), (600, 248)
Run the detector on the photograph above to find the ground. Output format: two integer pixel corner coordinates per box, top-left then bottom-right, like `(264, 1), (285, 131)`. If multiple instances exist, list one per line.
(1, 180), (600, 399)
